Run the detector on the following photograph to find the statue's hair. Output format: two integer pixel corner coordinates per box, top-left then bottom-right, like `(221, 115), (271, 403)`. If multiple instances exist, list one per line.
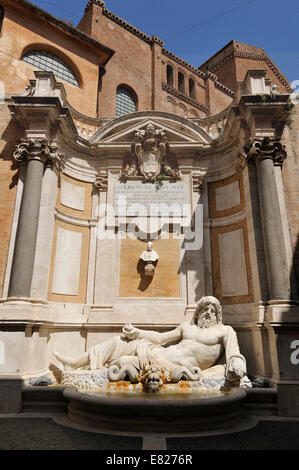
(191, 296), (222, 325)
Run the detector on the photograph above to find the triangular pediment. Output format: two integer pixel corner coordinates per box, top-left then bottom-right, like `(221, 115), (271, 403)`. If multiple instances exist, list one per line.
(90, 111), (212, 145)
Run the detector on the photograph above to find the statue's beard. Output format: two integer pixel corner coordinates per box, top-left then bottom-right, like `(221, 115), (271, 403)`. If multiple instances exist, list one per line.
(197, 314), (218, 329)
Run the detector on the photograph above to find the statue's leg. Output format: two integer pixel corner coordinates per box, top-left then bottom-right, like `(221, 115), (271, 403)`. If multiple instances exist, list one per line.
(54, 337), (138, 370)
(89, 336), (138, 369)
(53, 351), (89, 370)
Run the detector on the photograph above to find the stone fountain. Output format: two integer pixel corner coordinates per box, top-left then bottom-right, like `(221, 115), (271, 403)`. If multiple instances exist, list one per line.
(54, 296), (252, 433)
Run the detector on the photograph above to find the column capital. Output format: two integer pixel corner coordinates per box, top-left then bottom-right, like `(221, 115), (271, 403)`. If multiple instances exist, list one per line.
(245, 137), (287, 166)
(13, 139), (65, 172)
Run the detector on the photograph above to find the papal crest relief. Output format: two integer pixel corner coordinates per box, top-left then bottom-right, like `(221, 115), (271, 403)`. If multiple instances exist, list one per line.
(121, 124), (181, 182)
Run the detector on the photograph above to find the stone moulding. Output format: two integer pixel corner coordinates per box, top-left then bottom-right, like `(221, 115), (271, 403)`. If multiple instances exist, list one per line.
(214, 80), (235, 98)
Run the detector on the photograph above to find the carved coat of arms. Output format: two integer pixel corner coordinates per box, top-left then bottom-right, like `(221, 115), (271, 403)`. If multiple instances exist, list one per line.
(134, 124), (167, 181)
(121, 124), (181, 182)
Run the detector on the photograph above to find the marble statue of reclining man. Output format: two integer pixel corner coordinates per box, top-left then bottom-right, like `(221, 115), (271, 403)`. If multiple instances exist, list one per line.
(54, 296), (251, 387)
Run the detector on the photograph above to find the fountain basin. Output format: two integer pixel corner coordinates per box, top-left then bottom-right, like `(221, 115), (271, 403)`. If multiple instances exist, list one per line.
(63, 387), (248, 434)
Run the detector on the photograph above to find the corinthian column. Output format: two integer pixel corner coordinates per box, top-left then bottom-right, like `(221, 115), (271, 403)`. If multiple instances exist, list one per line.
(8, 139), (64, 298)
(247, 137), (289, 301)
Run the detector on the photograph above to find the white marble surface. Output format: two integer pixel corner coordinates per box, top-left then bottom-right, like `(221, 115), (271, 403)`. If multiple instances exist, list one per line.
(219, 229), (248, 297)
(0, 340), (4, 365)
(52, 228), (82, 295)
(60, 180), (85, 211)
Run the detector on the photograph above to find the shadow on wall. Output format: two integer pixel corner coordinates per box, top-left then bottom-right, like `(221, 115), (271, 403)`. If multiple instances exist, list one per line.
(0, 113), (23, 189)
(137, 258), (158, 292)
(291, 234), (299, 300)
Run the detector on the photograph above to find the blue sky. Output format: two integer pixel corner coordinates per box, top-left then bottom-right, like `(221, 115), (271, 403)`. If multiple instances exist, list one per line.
(31, 0), (298, 83)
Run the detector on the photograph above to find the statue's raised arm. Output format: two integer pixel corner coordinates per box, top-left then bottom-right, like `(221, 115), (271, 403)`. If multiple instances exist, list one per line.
(122, 323), (182, 345)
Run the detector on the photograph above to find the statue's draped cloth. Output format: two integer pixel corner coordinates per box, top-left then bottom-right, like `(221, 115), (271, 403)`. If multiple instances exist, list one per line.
(89, 337), (162, 371)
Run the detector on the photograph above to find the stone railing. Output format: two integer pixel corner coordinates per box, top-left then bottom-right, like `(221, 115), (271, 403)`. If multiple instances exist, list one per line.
(192, 106), (231, 139)
(68, 104), (110, 139)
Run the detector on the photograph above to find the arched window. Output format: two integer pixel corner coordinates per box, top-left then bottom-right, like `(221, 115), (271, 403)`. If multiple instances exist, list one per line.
(0, 5), (4, 34)
(167, 65), (174, 86)
(21, 50), (79, 86)
(189, 78), (195, 100)
(116, 85), (137, 117)
(178, 72), (185, 94)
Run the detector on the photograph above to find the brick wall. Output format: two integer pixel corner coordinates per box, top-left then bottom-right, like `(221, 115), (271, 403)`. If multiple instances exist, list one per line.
(282, 104), (299, 291)
(0, 105), (20, 297)
(0, 1), (110, 118)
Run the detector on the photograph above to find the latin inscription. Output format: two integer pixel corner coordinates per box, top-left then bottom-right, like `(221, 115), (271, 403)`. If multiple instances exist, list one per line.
(114, 182), (188, 216)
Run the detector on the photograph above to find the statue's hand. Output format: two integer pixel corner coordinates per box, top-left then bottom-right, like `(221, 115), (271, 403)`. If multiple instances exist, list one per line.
(122, 323), (140, 341)
(227, 357), (246, 382)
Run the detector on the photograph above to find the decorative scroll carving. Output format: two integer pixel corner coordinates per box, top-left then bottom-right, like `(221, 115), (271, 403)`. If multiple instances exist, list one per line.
(94, 170), (108, 192)
(192, 171), (206, 192)
(13, 139), (47, 163)
(47, 142), (65, 173)
(120, 153), (138, 180)
(13, 139), (65, 172)
(235, 153), (247, 173)
(245, 137), (287, 166)
(120, 124), (181, 182)
(162, 152), (182, 180)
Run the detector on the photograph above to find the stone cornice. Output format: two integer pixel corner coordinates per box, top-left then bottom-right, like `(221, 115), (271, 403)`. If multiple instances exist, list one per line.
(205, 71), (235, 97)
(162, 83), (208, 113)
(9, 95), (78, 142)
(162, 49), (206, 79)
(152, 35), (164, 46)
(214, 81), (235, 98)
(240, 94), (290, 106)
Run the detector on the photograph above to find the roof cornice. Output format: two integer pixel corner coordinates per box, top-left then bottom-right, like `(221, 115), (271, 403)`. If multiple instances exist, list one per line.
(102, 8), (152, 44)
(203, 50), (292, 93)
(8, 0), (115, 59)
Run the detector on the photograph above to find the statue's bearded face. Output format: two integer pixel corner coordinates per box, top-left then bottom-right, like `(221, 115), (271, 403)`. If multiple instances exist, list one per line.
(197, 303), (218, 328)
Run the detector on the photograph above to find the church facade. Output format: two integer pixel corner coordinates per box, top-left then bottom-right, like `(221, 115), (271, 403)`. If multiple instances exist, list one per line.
(0, 0), (298, 416)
